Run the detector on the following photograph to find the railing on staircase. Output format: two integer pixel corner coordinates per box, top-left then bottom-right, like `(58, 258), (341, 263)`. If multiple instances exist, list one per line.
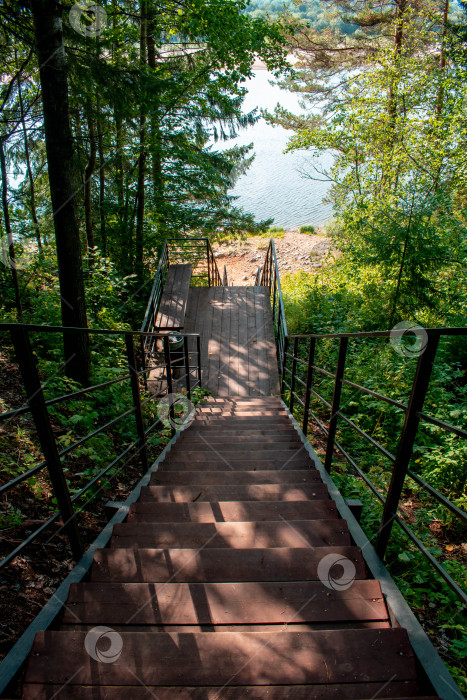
(258, 240), (467, 609)
(141, 237), (223, 367)
(259, 239), (288, 374)
(0, 323), (202, 572)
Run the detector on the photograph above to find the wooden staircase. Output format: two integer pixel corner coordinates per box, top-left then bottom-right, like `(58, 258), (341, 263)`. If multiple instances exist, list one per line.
(22, 397), (440, 699)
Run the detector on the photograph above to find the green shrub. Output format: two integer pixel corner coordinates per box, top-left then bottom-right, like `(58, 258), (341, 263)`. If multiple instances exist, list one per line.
(266, 226), (285, 238)
(299, 224), (316, 234)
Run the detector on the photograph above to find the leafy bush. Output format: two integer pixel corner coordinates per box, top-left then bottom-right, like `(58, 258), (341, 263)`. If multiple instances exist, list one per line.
(299, 225), (316, 234)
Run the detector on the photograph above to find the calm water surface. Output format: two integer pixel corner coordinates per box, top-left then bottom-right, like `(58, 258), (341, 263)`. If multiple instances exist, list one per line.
(224, 70), (334, 229)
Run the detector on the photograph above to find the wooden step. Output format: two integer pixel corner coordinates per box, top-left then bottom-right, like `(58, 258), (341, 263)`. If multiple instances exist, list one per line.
(24, 628), (416, 686)
(91, 546), (366, 583)
(139, 483), (330, 502)
(172, 442), (303, 452)
(179, 429), (300, 438)
(110, 519), (350, 549)
(150, 469), (320, 485)
(127, 499), (340, 523)
(62, 580), (387, 625)
(23, 682), (427, 699)
(159, 459), (315, 471)
(162, 451), (310, 464)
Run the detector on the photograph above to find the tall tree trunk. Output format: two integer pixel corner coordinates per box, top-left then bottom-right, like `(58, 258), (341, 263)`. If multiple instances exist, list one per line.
(147, 5), (165, 240)
(0, 137), (23, 318)
(389, 197), (414, 326)
(96, 110), (106, 257)
(135, 2), (147, 283)
(30, 0), (90, 384)
(435, 0), (449, 116)
(84, 109), (96, 257)
(17, 77), (42, 250)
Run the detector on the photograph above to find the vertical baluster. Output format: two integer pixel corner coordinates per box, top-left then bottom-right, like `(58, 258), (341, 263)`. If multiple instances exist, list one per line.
(125, 334), (150, 475)
(163, 335), (176, 436)
(281, 335), (288, 397)
(139, 334), (148, 391)
(289, 337), (299, 413)
(196, 335), (202, 388)
(184, 335), (191, 400)
(324, 336), (348, 473)
(10, 326), (83, 561)
(206, 239), (211, 287)
(376, 334), (439, 558)
(302, 337), (316, 436)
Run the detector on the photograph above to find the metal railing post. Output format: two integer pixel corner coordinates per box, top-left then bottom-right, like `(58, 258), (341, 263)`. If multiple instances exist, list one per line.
(10, 326), (83, 561)
(206, 239), (211, 287)
(163, 335), (176, 436)
(289, 336), (299, 413)
(302, 337), (316, 436)
(125, 334), (150, 475)
(280, 336), (288, 397)
(196, 335), (202, 388)
(375, 334), (440, 558)
(139, 335), (148, 391)
(183, 336), (191, 400)
(324, 336), (349, 473)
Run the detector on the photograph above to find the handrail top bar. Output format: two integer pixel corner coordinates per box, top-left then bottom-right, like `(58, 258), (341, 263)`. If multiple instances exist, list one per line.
(167, 237), (210, 241)
(288, 327), (467, 340)
(0, 323), (201, 337)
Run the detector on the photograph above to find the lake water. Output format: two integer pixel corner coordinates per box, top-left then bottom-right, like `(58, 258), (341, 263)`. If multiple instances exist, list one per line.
(224, 69), (334, 229)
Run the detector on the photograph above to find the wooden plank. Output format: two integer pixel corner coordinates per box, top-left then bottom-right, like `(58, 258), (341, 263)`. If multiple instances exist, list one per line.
(23, 682), (424, 699)
(138, 483), (330, 502)
(177, 430), (301, 440)
(90, 546), (366, 583)
(162, 449), (310, 462)
(155, 264), (192, 329)
(174, 442), (303, 452)
(110, 519), (351, 549)
(150, 469), (321, 485)
(158, 459), (316, 471)
(62, 580), (387, 625)
(127, 499), (340, 523)
(24, 628), (416, 686)
(246, 287), (259, 395)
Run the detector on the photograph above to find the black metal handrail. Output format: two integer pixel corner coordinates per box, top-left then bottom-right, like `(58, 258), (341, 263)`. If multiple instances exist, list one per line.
(141, 237), (223, 368)
(258, 239), (288, 371)
(0, 322), (202, 572)
(281, 330), (467, 607)
(255, 242), (467, 608)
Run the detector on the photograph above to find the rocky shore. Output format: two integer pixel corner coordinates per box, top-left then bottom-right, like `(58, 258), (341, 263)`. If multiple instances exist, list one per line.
(213, 230), (332, 285)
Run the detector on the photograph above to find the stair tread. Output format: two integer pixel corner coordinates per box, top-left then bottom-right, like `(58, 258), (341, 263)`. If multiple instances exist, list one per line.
(91, 546), (366, 583)
(150, 469), (321, 485)
(63, 580), (386, 625)
(127, 499), (340, 523)
(25, 629), (416, 686)
(22, 684), (425, 699)
(139, 483), (330, 502)
(110, 519), (350, 549)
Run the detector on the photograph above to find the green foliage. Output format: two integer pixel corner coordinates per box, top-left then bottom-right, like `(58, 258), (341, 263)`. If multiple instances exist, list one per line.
(299, 224), (315, 234)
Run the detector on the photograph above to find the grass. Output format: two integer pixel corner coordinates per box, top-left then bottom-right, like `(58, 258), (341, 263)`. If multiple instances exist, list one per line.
(299, 225), (316, 234)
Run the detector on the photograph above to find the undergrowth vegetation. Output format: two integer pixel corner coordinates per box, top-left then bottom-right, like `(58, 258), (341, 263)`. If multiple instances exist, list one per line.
(281, 255), (467, 691)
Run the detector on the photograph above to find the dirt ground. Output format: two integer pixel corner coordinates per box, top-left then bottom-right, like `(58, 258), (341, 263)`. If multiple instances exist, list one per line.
(213, 230), (332, 285)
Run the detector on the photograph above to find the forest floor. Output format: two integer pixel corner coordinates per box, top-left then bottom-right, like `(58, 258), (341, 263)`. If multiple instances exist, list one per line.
(212, 229), (332, 285)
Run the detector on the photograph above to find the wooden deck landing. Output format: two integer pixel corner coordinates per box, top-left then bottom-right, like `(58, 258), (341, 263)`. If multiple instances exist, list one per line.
(183, 286), (280, 397)
(22, 398), (440, 699)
